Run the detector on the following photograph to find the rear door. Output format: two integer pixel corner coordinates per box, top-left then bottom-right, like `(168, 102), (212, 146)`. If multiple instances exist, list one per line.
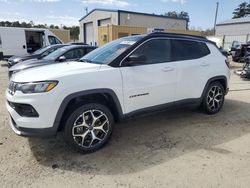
(2, 28), (27, 56)
(172, 39), (211, 101)
(120, 38), (177, 114)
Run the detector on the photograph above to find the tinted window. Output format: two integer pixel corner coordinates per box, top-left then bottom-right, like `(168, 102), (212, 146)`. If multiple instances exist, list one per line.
(74, 48), (86, 58)
(130, 39), (171, 64)
(171, 40), (210, 61)
(64, 49), (75, 59)
(63, 48), (85, 59)
(86, 48), (94, 53)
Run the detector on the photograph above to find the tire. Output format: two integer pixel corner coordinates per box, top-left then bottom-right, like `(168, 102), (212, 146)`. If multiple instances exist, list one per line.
(63, 103), (114, 153)
(202, 82), (225, 115)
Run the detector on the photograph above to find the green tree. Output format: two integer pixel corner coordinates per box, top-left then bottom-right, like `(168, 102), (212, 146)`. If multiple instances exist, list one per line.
(165, 11), (178, 18)
(233, 2), (250, 18)
(165, 11), (190, 28)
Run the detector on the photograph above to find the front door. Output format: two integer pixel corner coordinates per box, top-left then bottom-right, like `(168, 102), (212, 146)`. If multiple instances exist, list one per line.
(120, 38), (177, 114)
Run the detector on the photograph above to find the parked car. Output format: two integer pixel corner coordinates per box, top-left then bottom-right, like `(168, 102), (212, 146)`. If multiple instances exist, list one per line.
(0, 26), (63, 59)
(6, 32), (230, 153)
(230, 41), (250, 62)
(9, 45), (97, 77)
(240, 54), (250, 79)
(7, 44), (68, 67)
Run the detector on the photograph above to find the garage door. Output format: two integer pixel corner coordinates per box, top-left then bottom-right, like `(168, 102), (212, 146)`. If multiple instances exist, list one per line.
(99, 18), (111, 26)
(85, 22), (94, 45)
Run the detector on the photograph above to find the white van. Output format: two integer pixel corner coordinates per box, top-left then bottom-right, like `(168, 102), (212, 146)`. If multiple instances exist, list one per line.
(0, 27), (63, 59)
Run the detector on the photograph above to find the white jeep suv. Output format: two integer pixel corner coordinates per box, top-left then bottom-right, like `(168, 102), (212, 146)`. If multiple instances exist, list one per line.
(6, 33), (230, 153)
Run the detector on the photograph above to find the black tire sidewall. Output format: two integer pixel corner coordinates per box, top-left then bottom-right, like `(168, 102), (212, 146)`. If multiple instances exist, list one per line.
(203, 82), (225, 115)
(63, 103), (114, 153)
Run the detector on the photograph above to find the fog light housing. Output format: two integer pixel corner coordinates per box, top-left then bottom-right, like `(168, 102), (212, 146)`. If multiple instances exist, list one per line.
(8, 101), (39, 117)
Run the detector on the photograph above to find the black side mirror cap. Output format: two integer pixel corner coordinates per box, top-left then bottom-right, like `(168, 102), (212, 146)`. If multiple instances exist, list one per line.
(124, 55), (146, 66)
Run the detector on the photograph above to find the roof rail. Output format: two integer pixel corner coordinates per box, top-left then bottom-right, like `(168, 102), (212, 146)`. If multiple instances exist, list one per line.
(148, 32), (205, 39)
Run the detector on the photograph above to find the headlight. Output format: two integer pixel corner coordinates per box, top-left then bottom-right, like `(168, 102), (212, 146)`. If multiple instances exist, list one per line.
(11, 81), (58, 94)
(13, 58), (22, 64)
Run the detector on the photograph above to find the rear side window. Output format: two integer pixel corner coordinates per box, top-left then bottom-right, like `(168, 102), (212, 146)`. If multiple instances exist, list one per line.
(171, 40), (210, 61)
(131, 39), (171, 64)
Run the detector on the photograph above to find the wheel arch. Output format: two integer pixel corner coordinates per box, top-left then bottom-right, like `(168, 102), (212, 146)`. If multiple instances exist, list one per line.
(53, 89), (124, 132)
(202, 75), (228, 98)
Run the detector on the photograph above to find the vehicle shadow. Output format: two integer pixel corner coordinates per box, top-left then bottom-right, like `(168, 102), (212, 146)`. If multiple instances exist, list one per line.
(28, 99), (250, 175)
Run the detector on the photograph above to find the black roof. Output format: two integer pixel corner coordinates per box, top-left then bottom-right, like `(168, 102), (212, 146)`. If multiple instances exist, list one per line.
(146, 32), (213, 44)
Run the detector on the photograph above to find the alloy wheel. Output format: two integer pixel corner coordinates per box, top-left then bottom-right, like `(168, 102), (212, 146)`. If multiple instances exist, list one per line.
(206, 85), (223, 112)
(71, 109), (110, 148)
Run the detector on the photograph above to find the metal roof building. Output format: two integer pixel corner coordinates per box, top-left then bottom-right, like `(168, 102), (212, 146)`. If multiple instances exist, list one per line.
(79, 9), (188, 46)
(216, 17), (250, 49)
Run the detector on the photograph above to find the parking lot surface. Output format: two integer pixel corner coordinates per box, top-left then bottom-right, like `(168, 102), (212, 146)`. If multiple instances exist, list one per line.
(1, 61), (250, 188)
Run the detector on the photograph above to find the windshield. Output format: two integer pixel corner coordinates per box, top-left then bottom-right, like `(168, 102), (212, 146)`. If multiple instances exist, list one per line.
(32, 46), (51, 55)
(43, 47), (67, 60)
(80, 36), (143, 64)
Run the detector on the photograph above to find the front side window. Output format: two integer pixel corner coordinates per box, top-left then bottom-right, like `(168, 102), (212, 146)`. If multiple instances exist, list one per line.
(73, 48), (86, 59)
(43, 48), (67, 60)
(49, 36), (62, 45)
(63, 49), (75, 59)
(129, 39), (171, 65)
(171, 40), (210, 61)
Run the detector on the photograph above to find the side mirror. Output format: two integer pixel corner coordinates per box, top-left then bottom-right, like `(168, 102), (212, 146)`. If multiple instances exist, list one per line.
(124, 54), (146, 66)
(58, 56), (66, 62)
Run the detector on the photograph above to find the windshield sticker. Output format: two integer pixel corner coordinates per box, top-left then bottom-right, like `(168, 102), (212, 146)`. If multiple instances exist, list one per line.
(120, 41), (136, 45)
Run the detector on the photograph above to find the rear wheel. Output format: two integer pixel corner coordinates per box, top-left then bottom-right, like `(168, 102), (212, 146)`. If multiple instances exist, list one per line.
(202, 82), (225, 114)
(63, 103), (114, 153)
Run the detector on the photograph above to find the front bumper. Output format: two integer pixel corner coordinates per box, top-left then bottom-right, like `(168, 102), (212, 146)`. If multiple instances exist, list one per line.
(9, 116), (56, 137)
(5, 89), (63, 137)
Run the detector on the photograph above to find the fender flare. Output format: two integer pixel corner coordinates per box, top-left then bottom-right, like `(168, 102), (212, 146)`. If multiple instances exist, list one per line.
(201, 75), (228, 99)
(52, 88), (124, 131)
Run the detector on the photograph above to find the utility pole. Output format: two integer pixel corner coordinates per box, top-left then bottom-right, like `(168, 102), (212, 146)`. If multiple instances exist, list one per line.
(84, 7), (88, 15)
(214, 1), (219, 35)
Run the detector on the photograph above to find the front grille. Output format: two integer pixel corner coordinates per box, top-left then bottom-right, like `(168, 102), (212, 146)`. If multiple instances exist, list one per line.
(8, 81), (17, 95)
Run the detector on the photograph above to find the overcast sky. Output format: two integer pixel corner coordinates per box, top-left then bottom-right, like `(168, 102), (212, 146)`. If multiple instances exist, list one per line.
(0, 0), (244, 29)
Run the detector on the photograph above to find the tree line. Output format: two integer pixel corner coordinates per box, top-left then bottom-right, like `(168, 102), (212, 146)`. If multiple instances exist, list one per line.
(0, 21), (79, 41)
(233, 2), (250, 18)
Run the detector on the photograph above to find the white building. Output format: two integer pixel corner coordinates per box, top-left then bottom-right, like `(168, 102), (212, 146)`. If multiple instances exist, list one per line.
(216, 17), (250, 50)
(79, 9), (188, 46)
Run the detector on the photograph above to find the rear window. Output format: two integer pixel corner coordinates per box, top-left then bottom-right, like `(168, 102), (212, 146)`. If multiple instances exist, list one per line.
(171, 40), (210, 61)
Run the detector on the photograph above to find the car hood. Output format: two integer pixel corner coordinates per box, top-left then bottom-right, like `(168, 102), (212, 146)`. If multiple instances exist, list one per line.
(11, 61), (102, 82)
(9, 54), (39, 61)
(9, 59), (54, 72)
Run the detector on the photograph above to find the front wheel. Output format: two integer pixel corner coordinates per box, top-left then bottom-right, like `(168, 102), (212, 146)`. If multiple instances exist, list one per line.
(63, 103), (114, 153)
(202, 82), (225, 115)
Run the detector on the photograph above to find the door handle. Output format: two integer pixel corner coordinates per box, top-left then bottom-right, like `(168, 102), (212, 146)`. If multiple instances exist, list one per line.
(200, 62), (209, 67)
(162, 67), (174, 72)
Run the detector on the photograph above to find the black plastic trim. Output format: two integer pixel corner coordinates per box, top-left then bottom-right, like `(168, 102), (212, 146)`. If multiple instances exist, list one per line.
(10, 116), (56, 137)
(52, 88), (124, 132)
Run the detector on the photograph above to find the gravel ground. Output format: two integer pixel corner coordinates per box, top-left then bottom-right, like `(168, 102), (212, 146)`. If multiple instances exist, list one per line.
(0, 60), (250, 188)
